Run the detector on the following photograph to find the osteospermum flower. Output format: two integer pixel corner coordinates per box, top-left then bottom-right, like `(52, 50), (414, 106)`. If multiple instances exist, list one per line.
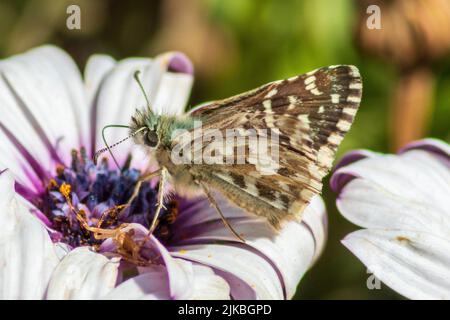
(0, 46), (327, 299)
(331, 139), (450, 299)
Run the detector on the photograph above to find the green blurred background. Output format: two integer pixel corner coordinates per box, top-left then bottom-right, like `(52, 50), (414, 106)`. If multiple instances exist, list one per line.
(0, 0), (449, 299)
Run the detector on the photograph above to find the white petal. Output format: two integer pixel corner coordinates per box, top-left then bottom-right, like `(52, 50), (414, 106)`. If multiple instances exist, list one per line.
(53, 242), (72, 260)
(171, 244), (284, 299)
(302, 195), (328, 265)
(84, 54), (116, 109)
(0, 171), (59, 299)
(105, 259), (229, 300)
(338, 178), (450, 238)
(213, 270), (257, 299)
(336, 151), (450, 238)
(0, 142), (41, 194)
(342, 229), (450, 299)
(134, 224), (195, 299)
(91, 52), (193, 167)
(104, 265), (170, 300)
(337, 150), (449, 212)
(99, 223), (229, 299)
(0, 45), (88, 166)
(172, 195), (327, 299)
(152, 72), (193, 116)
(180, 259), (230, 300)
(46, 247), (120, 300)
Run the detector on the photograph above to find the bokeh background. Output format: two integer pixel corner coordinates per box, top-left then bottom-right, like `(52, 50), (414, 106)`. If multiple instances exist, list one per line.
(0, 0), (449, 299)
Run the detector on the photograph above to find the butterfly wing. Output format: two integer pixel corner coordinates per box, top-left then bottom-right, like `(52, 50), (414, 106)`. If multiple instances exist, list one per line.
(175, 65), (362, 227)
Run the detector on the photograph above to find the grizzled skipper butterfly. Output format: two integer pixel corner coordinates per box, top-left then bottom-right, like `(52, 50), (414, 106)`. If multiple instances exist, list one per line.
(95, 66), (362, 242)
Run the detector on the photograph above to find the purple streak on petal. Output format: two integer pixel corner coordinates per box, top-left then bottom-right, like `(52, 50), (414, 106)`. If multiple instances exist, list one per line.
(167, 52), (194, 75)
(170, 216), (250, 244)
(0, 122), (49, 184)
(49, 230), (64, 242)
(330, 170), (361, 195)
(20, 164), (45, 194)
(212, 269), (257, 300)
(14, 180), (38, 204)
(333, 150), (373, 171)
(301, 220), (316, 259)
(1, 169), (52, 228)
(330, 150), (373, 194)
(169, 239), (287, 299)
(30, 208), (52, 227)
(399, 138), (450, 167)
(169, 194), (288, 298)
(88, 69), (113, 158)
(1, 73), (63, 164)
(173, 196), (209, 226)
(173, 256), (257, 299)
(98, 238), (116, 253)
(177, 196), (206, 214)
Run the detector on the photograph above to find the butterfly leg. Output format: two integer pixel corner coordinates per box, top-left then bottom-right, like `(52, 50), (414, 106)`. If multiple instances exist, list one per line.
(148, 167), (168, 235)
(199, 181), (246, 243)
(135, 167), (168, 249)
(122, 168), (162, 214)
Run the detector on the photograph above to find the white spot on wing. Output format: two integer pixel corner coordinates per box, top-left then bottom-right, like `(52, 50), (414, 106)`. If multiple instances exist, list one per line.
(343, 107), (357, 117)
(328, 132), (343, 144)
(263, 99), (272, 111)
(331, 94), (340, 104)
(305, 83), (315, 91)
(304, 76), (316, 85)
(297, 114), (310, 124)
(317, 145), (334, 168)
(349, 65), (360, 77)
(262, 100), (276, 127)
(265, 88), (278, 98)
(349, 82), (362, 90)
(288, 96), (300, 110)
(311, 88), (323, 96)
(347, 95), (361, 103)
(336, 119), (352, 131)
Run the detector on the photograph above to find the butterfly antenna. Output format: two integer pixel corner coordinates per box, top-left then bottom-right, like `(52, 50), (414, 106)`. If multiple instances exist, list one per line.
(134, 71), (151, 109)
(94, 124), (142, 170)
(94, 124), (130, 169)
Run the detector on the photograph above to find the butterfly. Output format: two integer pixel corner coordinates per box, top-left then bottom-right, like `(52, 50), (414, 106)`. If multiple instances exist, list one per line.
(96, 65), (362, 241)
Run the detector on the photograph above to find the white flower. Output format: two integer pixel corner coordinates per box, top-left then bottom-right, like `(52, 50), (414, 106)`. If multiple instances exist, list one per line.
(0, 45), (327, 299)
(331, 139), (450, 299)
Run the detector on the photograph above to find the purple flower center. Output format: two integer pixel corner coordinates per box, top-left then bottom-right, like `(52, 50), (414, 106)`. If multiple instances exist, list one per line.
(37, 148), (178, 248)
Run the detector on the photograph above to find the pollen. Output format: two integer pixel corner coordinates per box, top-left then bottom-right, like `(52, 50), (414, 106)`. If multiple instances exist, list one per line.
(59, 183), (72, 198)
(47, 179), (58, 190)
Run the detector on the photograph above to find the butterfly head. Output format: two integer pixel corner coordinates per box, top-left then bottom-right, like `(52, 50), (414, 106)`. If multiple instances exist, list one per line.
(128, 70), (162, 149)
(130, 109), (160, 149)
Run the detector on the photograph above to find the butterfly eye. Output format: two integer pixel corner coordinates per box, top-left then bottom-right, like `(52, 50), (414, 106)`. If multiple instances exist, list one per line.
(144, 130), (158, 147)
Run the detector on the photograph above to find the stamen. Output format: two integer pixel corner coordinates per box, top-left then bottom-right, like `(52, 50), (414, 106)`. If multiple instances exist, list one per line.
(47, 179), (57, 190)
(59, 183), (71, 198)
(56, 165), (65, 177)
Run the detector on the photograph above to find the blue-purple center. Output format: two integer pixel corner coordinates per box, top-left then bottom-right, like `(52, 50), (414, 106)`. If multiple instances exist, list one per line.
(38, 148), (178, 248)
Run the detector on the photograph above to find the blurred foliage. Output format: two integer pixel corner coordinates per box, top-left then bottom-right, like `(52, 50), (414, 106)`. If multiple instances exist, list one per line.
(0, 0), (448, 300)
